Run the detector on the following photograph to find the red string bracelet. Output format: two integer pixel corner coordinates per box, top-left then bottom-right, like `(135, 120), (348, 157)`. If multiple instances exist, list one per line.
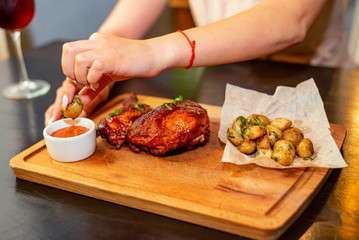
(176, 30), (196, 69)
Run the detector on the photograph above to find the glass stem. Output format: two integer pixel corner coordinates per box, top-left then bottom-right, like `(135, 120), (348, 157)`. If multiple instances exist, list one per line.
(8, 30), (30, 86)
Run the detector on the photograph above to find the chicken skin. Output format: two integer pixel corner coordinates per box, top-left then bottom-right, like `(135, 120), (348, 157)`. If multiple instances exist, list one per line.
(126, 99), (210, 155)
(97, 93), (151, 149)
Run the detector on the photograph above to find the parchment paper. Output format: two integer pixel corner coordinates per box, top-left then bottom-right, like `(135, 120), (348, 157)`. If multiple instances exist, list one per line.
(218, 79), (347, 169)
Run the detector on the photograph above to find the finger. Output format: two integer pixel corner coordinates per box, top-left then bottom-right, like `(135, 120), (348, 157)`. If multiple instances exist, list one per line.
(87, 57), (129, 88)
(50, 86), (66, 124)
(77, 74), (113, 106)
(74, 53), (90, 87)
(73, 49), (108, 88)
(44, 104), (55, 126)
(82, 84), (111, 116)
(62, 40), (101, 81)
(63, 77), (79, 104)
(87, 59), (106, 89)
(51, 79), (79, 124)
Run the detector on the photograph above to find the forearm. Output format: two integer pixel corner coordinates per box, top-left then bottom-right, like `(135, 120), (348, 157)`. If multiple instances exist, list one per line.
(153, 0), (327, 69)
(98, 0), (169, 39)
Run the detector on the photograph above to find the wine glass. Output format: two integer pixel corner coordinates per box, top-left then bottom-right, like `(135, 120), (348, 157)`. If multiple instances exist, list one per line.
(0, 0), (50, 99)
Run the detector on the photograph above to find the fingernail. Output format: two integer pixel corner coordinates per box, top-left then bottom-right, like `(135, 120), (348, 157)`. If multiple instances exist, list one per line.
(62, 94), (68, 109)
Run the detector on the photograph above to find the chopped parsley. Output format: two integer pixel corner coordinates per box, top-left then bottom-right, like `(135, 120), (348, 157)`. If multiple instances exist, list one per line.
(237, 116), (247, 125)
(73, 94), (83, 106)
(163, 95), (183, 111)
(253, 116), (264, 126)
(227, 129), (235, 139)
(304, 155), (317, 161)
(272, 131), (278, 138)
(105, 108), (120, 118)
(171, 95), (183, 103)
(134, 103), (144, 111)
(164, 103), (173, 110)
(241, 125), (251, 136)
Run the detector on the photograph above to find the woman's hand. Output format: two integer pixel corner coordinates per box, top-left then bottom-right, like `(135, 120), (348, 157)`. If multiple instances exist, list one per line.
(45, 32), (170, 126)
(62, 32), (166, 89)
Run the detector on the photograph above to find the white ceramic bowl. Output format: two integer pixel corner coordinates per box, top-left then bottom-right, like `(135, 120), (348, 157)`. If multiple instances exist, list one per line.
(43, 118), (96, 162)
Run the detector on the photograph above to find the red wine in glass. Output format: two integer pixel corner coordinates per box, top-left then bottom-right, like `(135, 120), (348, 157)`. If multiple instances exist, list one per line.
(0, 0), (34, 30)
(0, 0), (50, 99)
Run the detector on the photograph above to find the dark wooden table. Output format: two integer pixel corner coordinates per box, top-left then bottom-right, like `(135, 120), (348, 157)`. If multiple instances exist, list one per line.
(1, 42), (358, 240)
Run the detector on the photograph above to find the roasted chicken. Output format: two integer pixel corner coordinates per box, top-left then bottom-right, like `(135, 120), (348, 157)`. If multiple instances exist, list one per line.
(97, 93), (151, 149)
(126, 99), (210, 155)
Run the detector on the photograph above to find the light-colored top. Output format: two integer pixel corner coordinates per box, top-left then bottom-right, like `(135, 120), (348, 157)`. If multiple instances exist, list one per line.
(188, 0), (355, 68)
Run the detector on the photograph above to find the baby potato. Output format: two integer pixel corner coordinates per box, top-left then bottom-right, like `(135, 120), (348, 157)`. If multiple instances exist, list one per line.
(282, 127), (304, 147)
(227, 128), (243, 146)
(266, 125), (282, 147)
(229, 113), (315, 167)
(249, 125), (267, 140)
(272, 148), (294, 166)
(296, 138), (314, 158)
(270, 118), (292, 131)
(232, 116), (247, 132)
(238, 139), (257, 155)
(247, 114), (270, 126)
(256, 134), (271, 149)
(273, 139), (296, 157)
(61, 95), (83, 119)
(256, 148), (273, 158)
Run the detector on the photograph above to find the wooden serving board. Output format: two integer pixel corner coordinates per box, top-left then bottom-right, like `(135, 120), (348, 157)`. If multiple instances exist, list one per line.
(10, 94), (346, 240)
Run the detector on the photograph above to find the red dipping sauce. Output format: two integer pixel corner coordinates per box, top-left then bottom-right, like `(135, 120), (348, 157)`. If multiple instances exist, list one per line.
(50, 125), (89, 138)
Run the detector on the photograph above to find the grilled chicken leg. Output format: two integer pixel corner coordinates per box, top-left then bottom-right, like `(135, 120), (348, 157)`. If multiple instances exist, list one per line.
(97, 93), (151, 149)
(126, 99), (210, 155)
